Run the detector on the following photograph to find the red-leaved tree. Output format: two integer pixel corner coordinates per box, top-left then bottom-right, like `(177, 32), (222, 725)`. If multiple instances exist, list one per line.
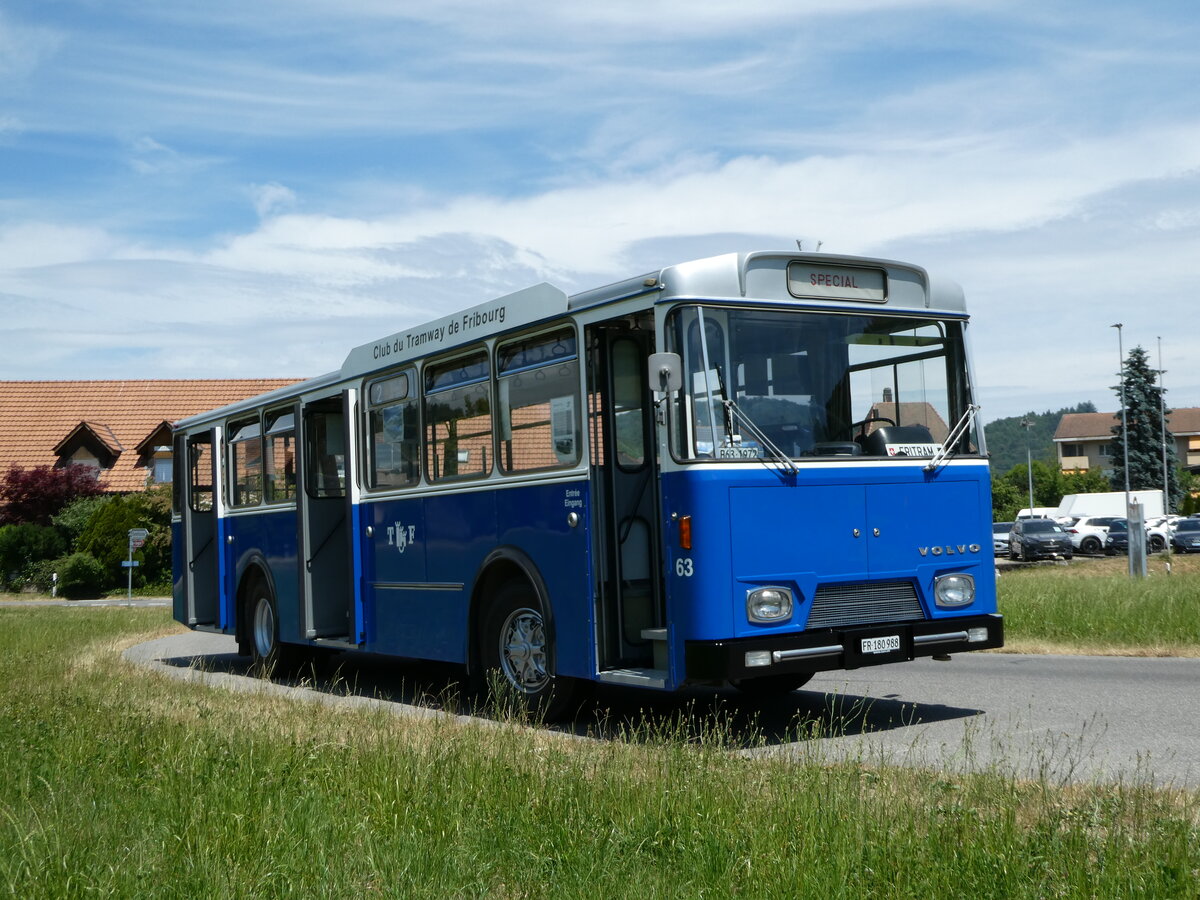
(0, 466), (105, 526)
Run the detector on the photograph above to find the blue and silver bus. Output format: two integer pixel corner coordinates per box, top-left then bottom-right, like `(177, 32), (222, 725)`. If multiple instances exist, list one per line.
(172, 250), (1002, 717)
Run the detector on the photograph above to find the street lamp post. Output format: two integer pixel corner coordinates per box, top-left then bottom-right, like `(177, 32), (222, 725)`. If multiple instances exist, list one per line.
(1112, 323), (1142, 577)
(1021, 418), (1035, 515)
(1158, 337), (1169, 514)
(1111, 324), (1131, 504)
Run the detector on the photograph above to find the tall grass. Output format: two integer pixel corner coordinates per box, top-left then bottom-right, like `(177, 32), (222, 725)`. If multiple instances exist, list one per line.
(2, 607), (1198, 897)
(998, 566), (1200, 652)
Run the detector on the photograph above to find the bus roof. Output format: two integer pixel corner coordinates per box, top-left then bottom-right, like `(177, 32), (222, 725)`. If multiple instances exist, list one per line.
(176, 249), (966, 429)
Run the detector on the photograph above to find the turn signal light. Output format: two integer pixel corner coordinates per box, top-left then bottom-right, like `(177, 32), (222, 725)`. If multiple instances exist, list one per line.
(679, 515), (692, 550)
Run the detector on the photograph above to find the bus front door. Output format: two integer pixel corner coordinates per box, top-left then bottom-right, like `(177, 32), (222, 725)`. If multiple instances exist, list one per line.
(298, 391), (362, 645)
(588, 315), (665, 674)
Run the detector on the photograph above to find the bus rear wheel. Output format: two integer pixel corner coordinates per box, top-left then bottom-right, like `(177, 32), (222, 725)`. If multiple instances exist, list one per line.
(481, 581), (577, 721)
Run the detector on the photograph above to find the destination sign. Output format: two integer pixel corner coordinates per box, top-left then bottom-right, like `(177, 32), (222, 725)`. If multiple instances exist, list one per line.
(787, 263), (887, 303)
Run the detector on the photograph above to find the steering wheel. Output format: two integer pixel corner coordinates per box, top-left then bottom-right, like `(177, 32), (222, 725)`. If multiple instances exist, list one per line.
(837, 416), (895, 440)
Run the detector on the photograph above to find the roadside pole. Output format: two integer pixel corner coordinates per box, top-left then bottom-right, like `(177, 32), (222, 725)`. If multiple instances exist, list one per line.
(1127, 500), (1147, 578)
(125, 528), (149, 604)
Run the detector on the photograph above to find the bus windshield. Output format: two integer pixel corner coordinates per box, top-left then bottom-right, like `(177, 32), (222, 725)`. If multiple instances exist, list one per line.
(666, 306), (978, 461)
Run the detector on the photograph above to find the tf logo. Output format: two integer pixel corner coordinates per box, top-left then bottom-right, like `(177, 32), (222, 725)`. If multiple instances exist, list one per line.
(387, 522), (416, 553)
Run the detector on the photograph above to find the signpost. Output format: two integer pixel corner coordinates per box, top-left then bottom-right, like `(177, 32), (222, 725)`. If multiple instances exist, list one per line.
(126, 528), (149, 603)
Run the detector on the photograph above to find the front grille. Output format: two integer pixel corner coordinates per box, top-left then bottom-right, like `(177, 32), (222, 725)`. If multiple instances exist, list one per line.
(805, 581), (925, 629)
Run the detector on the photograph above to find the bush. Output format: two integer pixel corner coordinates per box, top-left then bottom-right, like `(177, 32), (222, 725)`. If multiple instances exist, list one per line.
(0, 523), (68, 590)
(53, 495), (115, 547)
(53, 553), (106, 599)
(76, 489), (172, 589)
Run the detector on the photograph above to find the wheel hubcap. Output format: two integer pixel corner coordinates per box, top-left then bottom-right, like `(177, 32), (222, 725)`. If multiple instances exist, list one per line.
(499, 607), (549, 693)
(252, 596), (275, 659)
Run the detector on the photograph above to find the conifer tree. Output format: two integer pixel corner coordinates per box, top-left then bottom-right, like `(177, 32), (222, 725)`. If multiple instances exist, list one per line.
(1109, 345), (1181, 507)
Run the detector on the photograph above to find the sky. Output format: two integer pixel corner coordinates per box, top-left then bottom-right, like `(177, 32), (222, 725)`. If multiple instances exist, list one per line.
(2, 0), (1198, 424)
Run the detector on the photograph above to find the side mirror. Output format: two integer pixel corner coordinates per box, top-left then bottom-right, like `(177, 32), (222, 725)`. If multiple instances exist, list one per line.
(648, 352), (682, 393)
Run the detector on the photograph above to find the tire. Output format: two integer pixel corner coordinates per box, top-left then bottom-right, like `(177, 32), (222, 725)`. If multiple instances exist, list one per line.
(481, 581), (577, 721)
(245, 575), (297, 672)
(730, 673), (814, 696)
(1080, 536), (1101, 555)
(1150, 534), (1166, 553)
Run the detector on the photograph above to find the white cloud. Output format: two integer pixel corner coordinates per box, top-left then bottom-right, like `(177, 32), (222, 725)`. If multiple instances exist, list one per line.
(249, 182), (298, 219)
(0, 10), (63, 80)
(0, 222), (122, 270)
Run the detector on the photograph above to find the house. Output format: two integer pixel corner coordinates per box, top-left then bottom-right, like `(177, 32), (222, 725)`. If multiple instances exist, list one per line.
(0, 380), (300, 493)
(1054, 408), (1200, 476)
(865, 388), (950, 441)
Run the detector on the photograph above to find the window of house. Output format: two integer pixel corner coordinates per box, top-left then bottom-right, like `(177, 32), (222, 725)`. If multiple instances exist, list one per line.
(153, 456), (173, 484)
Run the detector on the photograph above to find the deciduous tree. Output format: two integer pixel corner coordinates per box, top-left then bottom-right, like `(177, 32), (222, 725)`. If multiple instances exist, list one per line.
(0, 466), (104, 527)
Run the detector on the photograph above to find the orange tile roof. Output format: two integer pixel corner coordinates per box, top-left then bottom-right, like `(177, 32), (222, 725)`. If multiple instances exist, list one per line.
(1054, 409), (1200, 442)
(0, 380), (301, 493)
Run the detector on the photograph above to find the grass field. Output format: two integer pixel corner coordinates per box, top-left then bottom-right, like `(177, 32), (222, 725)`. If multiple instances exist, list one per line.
(997, 553), (1200, 656)
(2, 605), (1198, 897)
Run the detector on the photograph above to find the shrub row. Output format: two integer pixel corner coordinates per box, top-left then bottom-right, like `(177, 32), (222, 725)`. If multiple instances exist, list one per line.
(0, 486), (171, 598)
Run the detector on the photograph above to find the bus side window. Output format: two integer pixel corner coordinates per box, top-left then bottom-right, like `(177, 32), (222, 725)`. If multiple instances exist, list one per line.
(188, 436), (213, 512)
(497, 327), (580, 474)
(305, 406), (346, 498)
(425, 351), (492, 482)
(264, 407), (296, 503)
(228, 416), (263, 508)
(367, 371), (420, 489)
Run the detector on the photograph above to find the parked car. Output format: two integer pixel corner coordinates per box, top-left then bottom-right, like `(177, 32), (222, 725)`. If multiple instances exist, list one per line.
(1065, 516), (1120, 555)
(1009, 518), (1074, 561)
(993, 522), (1013, 556)
(1170, 518), (1200, 553)
(1105, 519), (1130, 555)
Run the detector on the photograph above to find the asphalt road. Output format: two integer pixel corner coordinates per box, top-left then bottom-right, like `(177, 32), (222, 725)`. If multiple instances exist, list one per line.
(124, 631), (1200, 788)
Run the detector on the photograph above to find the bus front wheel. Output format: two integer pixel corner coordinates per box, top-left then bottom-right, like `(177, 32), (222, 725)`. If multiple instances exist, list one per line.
(481, 581), (577, 721)
(245, 576), (295, 673)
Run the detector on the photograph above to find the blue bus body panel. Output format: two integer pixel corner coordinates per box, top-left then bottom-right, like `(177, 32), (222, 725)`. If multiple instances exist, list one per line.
(222, 508), (299, 640)
(494, 481), (594, 679)
(361, 480), (593, 675)
(362, 495), (426, 656)
(660, 463), (995, 647)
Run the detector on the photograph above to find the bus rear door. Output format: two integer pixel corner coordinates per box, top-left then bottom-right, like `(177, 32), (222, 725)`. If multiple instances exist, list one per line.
(180, 428), (223, 627)
(298, 390), (364, 646)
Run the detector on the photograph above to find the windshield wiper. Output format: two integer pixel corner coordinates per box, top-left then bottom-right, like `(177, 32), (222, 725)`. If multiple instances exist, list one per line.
(695, 307), (796, 477)
(722, 397), (799, 476)
(925, 404), (979, 471)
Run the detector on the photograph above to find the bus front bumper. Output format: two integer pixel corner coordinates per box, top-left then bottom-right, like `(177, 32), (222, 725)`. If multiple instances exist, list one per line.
(684, 613), (1004, 682)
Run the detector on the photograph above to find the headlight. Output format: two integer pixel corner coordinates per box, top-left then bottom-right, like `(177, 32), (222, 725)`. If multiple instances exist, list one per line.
(747, 587), (793, 623)
(934, 573), (975, 608)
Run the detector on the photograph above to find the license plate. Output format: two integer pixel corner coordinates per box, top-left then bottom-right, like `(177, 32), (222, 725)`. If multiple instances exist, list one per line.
(861, 634), (901, 654)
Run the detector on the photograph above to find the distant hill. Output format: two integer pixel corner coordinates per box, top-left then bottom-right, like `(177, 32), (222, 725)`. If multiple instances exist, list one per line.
(984, 402), (1097, 474)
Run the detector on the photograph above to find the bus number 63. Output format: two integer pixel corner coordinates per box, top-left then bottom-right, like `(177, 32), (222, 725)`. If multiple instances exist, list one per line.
(675, 558), (694, 577)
